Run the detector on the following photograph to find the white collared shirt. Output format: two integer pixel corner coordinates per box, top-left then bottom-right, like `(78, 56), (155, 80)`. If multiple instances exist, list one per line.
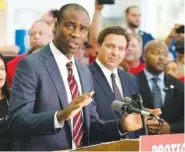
(96, 59), (124, 99)
(50, 41), (82, 149)
(50, 42), (82, 100)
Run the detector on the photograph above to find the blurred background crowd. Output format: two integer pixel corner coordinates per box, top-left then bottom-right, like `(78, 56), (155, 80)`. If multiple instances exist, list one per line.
(0, 0), (184, 83)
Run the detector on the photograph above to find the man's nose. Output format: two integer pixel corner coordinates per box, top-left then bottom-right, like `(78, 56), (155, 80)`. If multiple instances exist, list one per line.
(71, 28), (80, 38)
(159, 54), (166, 60)
(111, 47), (119, 56)
(34, 33), (40, 39)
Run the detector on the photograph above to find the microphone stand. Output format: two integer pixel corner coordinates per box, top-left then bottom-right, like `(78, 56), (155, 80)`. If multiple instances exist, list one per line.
(133, 95), (148, 135)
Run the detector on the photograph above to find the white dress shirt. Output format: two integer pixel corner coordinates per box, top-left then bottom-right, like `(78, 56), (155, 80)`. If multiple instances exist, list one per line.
(50, 41), (82, 149)
(96, 59), (124, 99)
(50, 43), (125, 146)
(144, 69), (166, 104)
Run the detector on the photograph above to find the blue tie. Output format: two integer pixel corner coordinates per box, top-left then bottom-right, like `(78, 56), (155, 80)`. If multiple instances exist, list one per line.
(151, 77), (163, 108)
(111, 73), (123, 101)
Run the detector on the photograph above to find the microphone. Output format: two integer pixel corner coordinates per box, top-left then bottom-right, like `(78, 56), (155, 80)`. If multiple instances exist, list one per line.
(111, 98), (155, 117)
(124, 97), (151, 113)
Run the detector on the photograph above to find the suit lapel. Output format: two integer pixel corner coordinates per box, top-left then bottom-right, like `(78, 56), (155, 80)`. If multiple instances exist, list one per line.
(75, 60), (87, 93)
(163, 74), (173, 108)
(90, 62), (114, 99)
(138, 71), (154, 107)
(118, 69), (134, 97)
(42, 46), (71, 128)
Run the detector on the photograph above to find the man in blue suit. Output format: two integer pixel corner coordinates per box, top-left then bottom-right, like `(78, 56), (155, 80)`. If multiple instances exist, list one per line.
(89, 26), (144, 140)
(8, 4), (142, 151)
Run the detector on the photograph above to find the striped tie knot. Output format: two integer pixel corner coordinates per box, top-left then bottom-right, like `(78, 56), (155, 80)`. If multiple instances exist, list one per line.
(66, 61), (73, 75)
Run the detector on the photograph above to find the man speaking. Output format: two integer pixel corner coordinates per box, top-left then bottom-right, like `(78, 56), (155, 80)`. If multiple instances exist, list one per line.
(8, 4), (142, 151)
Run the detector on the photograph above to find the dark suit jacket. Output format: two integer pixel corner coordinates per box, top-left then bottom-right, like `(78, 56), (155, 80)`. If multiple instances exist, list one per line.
(89, 62), (141, 139)
(137, 71), (184, 133)
(8, 45), (123, 151)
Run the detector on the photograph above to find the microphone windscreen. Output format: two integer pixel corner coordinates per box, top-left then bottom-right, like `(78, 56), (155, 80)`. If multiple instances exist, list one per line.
(111, 100), (124, 112)
(123, 96), (140, 109)
(123, 97), (132, 104)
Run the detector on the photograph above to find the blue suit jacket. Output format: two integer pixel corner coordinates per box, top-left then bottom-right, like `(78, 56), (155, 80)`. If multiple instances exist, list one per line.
(89, 62), (141, 139)
(138, 30), (154, 48)
(8, 45), (123, 151)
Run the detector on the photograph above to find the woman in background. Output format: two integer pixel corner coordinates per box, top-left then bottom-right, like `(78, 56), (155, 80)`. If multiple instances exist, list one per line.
(0, 54), (13, 150)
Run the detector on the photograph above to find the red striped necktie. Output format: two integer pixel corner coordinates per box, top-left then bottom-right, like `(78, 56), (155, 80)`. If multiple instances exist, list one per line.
(66, 62), (84, 147)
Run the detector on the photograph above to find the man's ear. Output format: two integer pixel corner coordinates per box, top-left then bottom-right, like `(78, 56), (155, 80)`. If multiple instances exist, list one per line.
(142, 52), (146, 62)
(53, 22), (58, 34)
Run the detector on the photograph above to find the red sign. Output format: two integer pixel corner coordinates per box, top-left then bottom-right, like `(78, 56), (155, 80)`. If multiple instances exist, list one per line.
(140, 134), (185, 152)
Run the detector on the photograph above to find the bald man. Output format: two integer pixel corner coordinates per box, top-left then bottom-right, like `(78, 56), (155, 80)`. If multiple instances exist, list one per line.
(29, 20), (53, 48)
(7, 20), (53, 87)
(137, 40), (184, 134)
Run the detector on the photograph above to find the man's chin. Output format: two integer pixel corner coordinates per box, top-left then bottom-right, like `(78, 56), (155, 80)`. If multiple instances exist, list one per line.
(125, 56), (137, 62)
(68, 48), (80, 54)
(155, 67), (165, 74)
(106, 62), (119, 70)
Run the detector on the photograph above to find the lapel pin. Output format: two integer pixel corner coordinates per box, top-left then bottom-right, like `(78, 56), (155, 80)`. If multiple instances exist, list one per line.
(170, 85), (174, 89)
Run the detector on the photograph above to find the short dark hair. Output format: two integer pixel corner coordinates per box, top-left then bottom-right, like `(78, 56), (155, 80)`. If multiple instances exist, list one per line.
(57, 3), (90, 23)
(125, 5), (138, 15)
(97, 26), (130, 48)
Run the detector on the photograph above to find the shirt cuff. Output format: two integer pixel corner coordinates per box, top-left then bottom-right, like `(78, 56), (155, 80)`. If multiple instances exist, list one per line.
(54, 111), (64, 129)
(117, 120), (128, 136)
